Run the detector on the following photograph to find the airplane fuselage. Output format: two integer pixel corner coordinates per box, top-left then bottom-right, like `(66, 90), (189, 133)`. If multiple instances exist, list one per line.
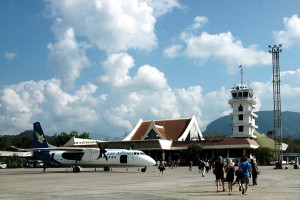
(32, 122), (156, 173)
(44, 149), (156, 168)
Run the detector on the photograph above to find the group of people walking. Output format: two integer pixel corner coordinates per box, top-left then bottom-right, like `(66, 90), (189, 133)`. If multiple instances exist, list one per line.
(157, 155), (259, 196)
(213, 155), (259, 195)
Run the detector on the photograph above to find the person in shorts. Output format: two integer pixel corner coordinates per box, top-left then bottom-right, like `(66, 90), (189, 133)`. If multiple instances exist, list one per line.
(214, 156), (225, 192)
(158, 160), (166, 176)
(239, 155), (252, 195)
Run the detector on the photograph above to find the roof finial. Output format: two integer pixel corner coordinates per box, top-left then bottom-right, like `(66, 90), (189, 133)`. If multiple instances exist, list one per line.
(239, 63), (243, 85)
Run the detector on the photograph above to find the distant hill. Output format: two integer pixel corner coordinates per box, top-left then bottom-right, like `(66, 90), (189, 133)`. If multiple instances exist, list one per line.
(203, 111), (300, 139)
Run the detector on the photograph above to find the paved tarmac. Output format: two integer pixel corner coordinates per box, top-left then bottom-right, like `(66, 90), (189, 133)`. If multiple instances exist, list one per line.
(0, 165), (299, 200)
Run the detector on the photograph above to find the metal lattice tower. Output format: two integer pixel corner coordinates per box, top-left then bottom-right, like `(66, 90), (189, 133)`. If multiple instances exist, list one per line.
(268, 44), (283, 168)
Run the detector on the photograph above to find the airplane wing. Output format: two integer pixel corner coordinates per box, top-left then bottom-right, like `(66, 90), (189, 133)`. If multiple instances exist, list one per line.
(32, 147), (86, 152)
(9, 146), (87, 153)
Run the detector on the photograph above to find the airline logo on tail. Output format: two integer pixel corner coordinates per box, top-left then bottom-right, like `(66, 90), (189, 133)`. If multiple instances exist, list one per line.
(35, 131), (45, 144)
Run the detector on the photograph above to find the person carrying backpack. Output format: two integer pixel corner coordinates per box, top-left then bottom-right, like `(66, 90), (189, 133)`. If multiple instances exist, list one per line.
(238, 155), (252, 195)
(214, 156), (225, 192)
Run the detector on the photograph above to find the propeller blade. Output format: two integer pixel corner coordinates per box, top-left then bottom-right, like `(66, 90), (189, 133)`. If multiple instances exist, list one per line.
(128, 143), (134, 150)
(96, 142), (108, 161)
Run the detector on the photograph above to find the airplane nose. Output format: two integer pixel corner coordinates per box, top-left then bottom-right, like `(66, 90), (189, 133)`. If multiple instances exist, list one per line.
(143, 156), (156, 166)
(149, 157), (156, 166)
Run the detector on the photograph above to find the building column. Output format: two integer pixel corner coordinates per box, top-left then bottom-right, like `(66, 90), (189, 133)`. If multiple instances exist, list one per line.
(227, 149), (230, 158)
(162, 150), (165, 160)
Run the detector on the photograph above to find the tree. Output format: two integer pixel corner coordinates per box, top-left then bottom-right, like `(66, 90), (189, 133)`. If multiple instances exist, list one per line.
(0, 129), (91, 149)
(51, 132), (71, 146)
(253, 147), (275, 165)
(282, 137), (300, 152)
(6, 154), (26, 168)
(181, 144), (202, 165)
(50, 131), (91, 146)
(79, 132), (90, 139)
(11, 130), (33, 149)
(0, 135), (8, 150)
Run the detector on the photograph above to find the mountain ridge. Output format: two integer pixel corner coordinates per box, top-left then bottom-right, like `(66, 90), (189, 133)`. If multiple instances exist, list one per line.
(203, 111), (300, 139)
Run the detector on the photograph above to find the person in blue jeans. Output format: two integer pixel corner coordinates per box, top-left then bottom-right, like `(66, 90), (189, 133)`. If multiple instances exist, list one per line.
(239, 155), (252, 195)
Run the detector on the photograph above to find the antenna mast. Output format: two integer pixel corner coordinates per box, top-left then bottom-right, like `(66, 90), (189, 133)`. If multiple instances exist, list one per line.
(240, 64), (244, 85)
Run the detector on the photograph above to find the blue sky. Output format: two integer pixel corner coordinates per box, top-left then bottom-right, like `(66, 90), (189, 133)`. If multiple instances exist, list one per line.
(1, 0), (300, 138)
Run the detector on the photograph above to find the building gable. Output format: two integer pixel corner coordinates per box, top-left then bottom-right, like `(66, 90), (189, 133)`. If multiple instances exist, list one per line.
(123, 116), (204, 142)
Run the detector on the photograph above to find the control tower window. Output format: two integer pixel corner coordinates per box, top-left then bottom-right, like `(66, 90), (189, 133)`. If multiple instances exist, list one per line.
(239, 126), (243, 132)
(243, 92), (248, 97)
(239, 114), (243, 121)
(232, 92), (237, 98)
(238, 104), (243, 111)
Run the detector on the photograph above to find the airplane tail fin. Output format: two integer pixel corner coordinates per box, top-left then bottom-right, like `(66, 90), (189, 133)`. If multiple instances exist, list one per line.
(33, 122), (49, 149)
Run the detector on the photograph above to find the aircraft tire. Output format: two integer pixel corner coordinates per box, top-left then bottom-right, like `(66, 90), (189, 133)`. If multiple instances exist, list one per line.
(73, 166), (80, 173)
(104, 167), (110, 171)
(141, 167), (146, 172)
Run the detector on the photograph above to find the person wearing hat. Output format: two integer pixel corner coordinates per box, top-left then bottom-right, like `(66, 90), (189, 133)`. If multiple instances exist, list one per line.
(225, 159), (236, 195)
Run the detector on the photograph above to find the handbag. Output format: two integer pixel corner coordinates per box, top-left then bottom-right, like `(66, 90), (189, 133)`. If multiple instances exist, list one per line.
(256, 170), (260, 175)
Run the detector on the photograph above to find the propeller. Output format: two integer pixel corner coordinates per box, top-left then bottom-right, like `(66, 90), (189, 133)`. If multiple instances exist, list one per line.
(129, 143), (134, 150)
(50, 153), (55, 162)
(97, 143), (108, 161)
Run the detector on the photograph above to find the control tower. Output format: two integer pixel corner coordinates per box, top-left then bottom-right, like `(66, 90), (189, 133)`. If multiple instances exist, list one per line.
(228, 66), (258, 139)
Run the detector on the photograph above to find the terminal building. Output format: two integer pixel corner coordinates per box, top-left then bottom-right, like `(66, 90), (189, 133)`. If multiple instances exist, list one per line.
(64, 75), (279, 164)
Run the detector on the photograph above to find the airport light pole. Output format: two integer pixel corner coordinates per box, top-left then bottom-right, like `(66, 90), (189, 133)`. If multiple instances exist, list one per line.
(268, 44), (283, 169)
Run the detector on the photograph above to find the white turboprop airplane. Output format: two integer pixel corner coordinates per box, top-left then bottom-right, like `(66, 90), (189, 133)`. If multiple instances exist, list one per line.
(32, 122), (156, 173)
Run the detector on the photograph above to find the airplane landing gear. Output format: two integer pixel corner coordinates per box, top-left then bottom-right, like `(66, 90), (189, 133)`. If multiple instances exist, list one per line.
(141, 167), (147, 172)
(104, 166), (110, 171)
(73, 166), (80, 173)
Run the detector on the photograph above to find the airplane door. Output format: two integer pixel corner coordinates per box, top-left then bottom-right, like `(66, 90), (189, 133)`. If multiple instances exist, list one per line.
(120, 155), (127, 164)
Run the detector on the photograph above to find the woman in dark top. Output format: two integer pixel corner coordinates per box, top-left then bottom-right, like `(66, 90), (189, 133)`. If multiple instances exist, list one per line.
(225, 159), (236, 195)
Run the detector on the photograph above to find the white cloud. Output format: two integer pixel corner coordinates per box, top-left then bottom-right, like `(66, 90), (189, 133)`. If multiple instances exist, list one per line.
(0, 80), (46, 134)
(47, 27), (90, 88)
(5, 66), (300, 136)
(189, 16), (208, 31)
(281, 69), (300, 86)
(133, 65), (169, 91)
(98, 53), (134, 87)
(274, 15), (300, 48)
(142, 0), (182, 17)
(0, 61), (180, 135)
(0, 79), (102, 135)
(163, 45), (182, 58)
(185, 32), (269, 69)
(200, 87), (232, 127)
(47, 0), (158, 53)
(4, 52), (17, 61)
(251, 68), (300, 112)
(164, 19), (271, 71)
